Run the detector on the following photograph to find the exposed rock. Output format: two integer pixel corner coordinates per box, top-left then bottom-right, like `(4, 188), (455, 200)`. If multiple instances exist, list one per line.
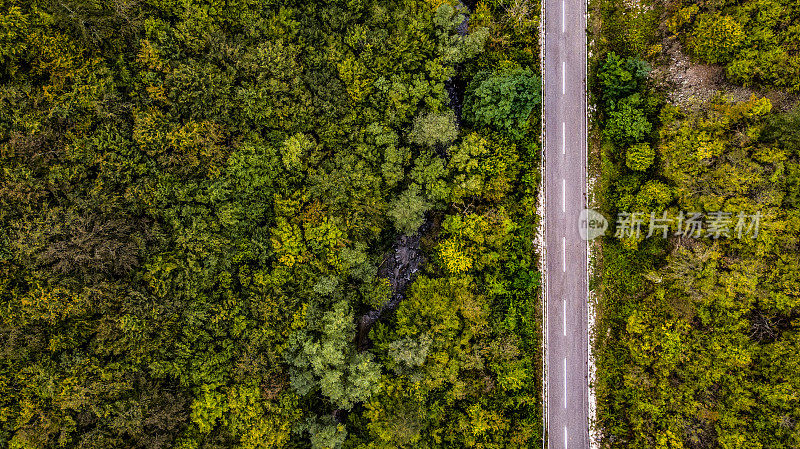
(445, 12), (470, 125)
(461, 0), (478, 11)
(355, 9), (470, 352)
(650, 37), (798, 110)
(456, 12), (469, 37)
(356, 219), (431, 351)
(445, 75), (467, 127)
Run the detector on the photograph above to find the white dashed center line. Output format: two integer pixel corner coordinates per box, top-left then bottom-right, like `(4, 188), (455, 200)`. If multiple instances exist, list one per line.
(562, 0), (565, 33)
(562, 122), (566, 155)
(563, 299), (567, 336)
(562, 236), (566, 272)
(564, 425), (569, 449)
(562, 61), (566, 95)
(563, 357), (568, 408)
(562, 178), (566, 212)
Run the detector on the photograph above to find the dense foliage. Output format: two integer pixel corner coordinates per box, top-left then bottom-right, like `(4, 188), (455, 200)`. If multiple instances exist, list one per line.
(0, 0), (543, 447)
(464, 66), (541, 139)
(667, 0), (800, 91)
(592, 0), (800, 447)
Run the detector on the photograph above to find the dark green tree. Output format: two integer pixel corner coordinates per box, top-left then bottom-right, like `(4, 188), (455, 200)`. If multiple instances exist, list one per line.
(464, 66), (541, 139)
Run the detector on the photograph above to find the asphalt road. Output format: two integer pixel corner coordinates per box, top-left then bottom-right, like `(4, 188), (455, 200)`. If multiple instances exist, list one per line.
(543, 0), (589, 446)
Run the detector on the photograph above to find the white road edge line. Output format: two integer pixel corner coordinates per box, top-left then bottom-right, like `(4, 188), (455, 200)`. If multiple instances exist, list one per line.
(562, 178), (566, 212)
(562, 122), (566, 155)
(563, 357), (567, 408)
(562, 236), (566, 272)
(562, 61), (566, 95)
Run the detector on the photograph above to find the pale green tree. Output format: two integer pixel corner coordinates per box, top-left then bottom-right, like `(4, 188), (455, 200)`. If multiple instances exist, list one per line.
(388, 184), (431, 234)
(626, 142), (655, 171)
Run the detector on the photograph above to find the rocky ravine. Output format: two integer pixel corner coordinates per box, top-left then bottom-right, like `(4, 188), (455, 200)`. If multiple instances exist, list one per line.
(354, 10), (470, 352)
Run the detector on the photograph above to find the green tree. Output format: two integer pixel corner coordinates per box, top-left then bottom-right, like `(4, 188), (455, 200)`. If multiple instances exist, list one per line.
(434, 3), (490, 65)
(597, 52), (651, 105)
(604, 94), (652, 145)
(409, 111), (459, 148)
(410, 149), (450, 203)
(388, 184), (431, 234)
(464, 66), (541, 139)
(305, 417), (348, 449)
(286, 300), (381, 411)
(634, 180), (672, 211)
(688, 13), (745, 64)
(626, 142), (655, 171)
(283, 133), (315, 170)
(782, 163), (800, 208)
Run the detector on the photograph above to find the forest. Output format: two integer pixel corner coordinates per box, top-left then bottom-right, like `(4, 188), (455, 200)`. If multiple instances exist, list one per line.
(5, 0), (797, 446)
(591, 0), (800, 447)
(0, 0), (543, 448)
